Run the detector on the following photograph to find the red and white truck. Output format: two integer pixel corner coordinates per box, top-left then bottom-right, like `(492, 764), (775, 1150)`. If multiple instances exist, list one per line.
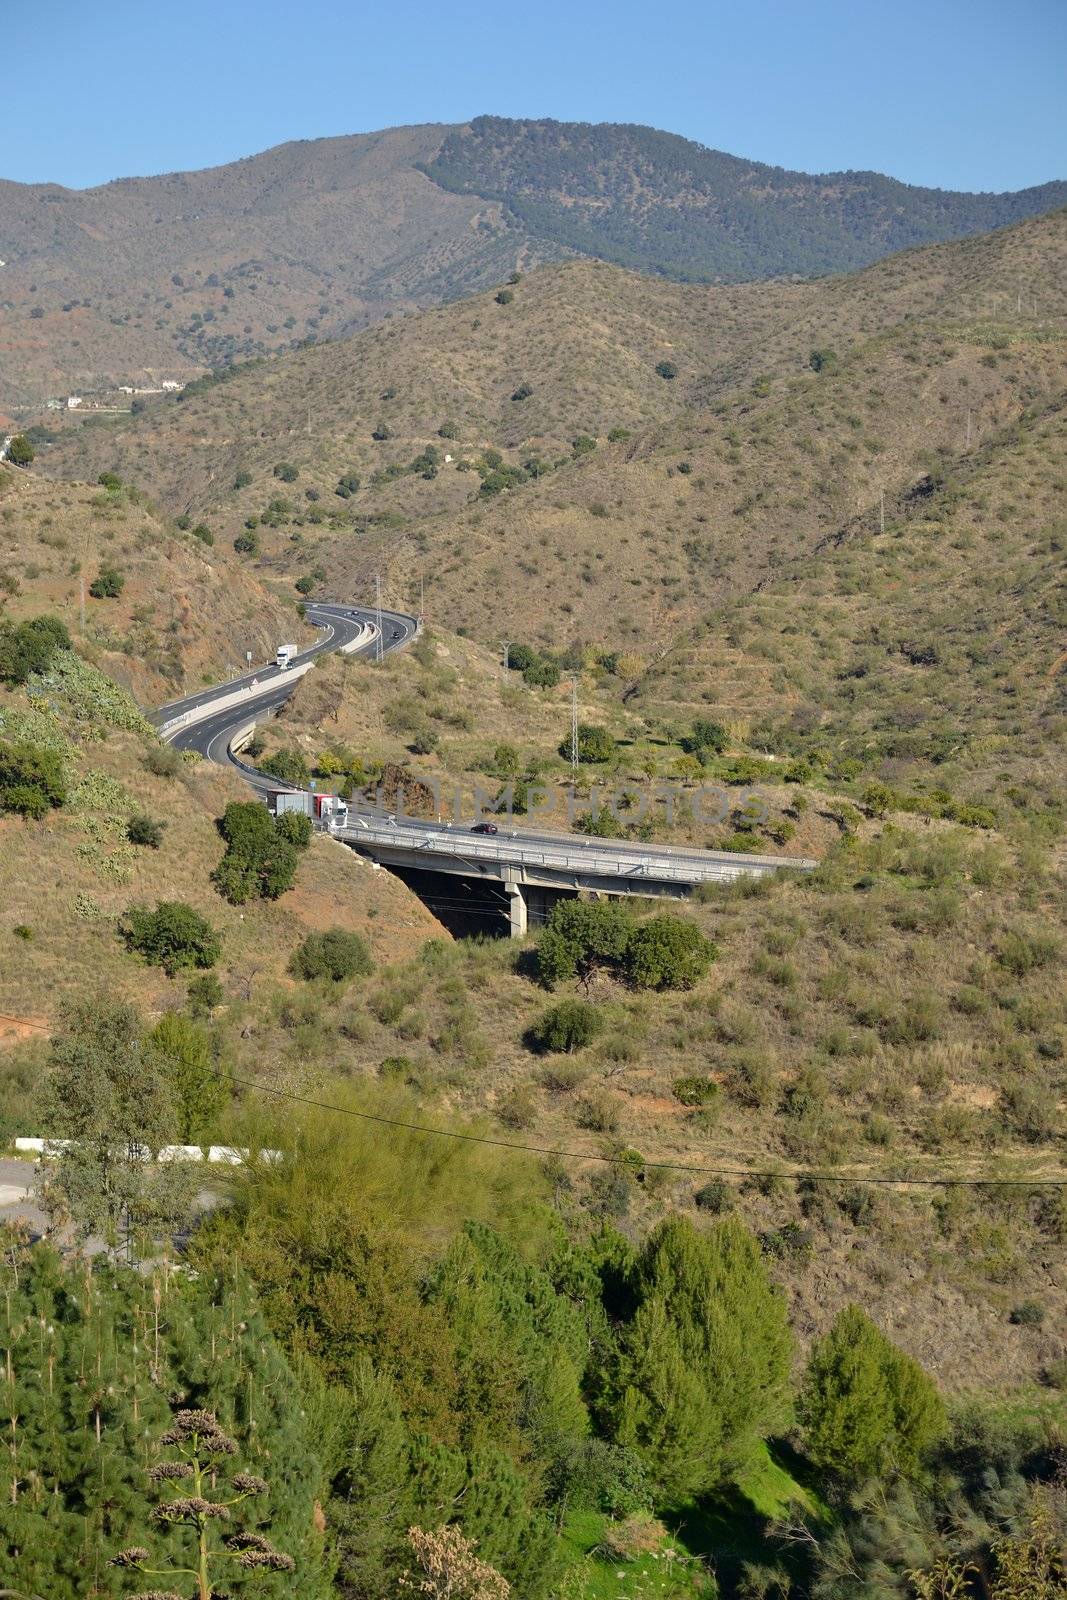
(269, 790), (349, 829)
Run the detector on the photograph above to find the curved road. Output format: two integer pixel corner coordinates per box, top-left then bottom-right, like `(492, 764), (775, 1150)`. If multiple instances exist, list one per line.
(155, 602), (418, 778)
(152, 601), (816, 888)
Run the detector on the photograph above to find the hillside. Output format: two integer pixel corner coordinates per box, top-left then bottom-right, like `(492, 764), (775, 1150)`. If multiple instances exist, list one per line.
(2, 116), (1063, 407)
(0, 464), (312, 700)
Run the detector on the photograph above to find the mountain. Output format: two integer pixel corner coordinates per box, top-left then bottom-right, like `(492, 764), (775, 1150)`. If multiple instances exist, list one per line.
(2, 116), (1063, 407)
(423, 116), (1067, 281)
(36, 209), (1067, 680)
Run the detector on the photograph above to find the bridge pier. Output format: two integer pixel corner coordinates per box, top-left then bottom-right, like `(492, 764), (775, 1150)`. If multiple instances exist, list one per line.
(504, 873), (528, 938)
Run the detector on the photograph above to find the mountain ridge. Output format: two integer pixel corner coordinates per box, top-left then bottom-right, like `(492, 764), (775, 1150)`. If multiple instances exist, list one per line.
(2, 116), (1064, 407)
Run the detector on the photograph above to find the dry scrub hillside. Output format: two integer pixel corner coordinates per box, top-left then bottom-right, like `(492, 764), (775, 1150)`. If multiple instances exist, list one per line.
(0, 125), (535, 407)
(0, 688), (443, 1032)
(37, 211), (1067, 662)
(633, 393), (1067, 795)
(0, 466), (311, 701)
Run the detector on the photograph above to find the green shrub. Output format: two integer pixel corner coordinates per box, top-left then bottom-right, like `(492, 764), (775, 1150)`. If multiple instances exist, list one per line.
(672, 1075), (720, 1107)
(273, 461), (299, 482)
(88, 565), (124, 599)
(0, 739), (67, 816)
(680, 718), (728, 758)
(527, 999), (603, 1053)
(259, 748), (310, 787)
(122, 900), (221, 975)
(290, 928), (373, 984)
(275, 810), (313, 849)
(144, 743), (181, 778)
(6, 434), (34, 467)
(234, 530), (260, 555)
(799, 1304), (944, 1480)
(126, 813), (166, 848)
(560, 723), (616, 763)
(537, 900), (634, 989)
(624, 915), (717, 990)
(213, 801), (300, 903)
(0, 614), (71, 686)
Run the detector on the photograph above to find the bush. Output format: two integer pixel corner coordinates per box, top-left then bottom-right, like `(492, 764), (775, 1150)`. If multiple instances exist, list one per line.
(654, 360), (678, 380)
(0, 739), (67, 817)
(191, 523), (214, 545)
(1009, 1301), (1045, 1327)
(273, 462), (299, 482)
(144, 743), (181, 778)
(575, 1088), (621, 1134)
(290, 928), (373, 983)
(127, 812), (166, 848)
(6, 434), (34, 467)
(233, 470), (253, 490)
(624, 915), (717, 990)
(680, 718), (728, 758)
(528, 999), (603, 1053)
(523, 658), (560, 688)
(495, 288), (514, 305)
(275, 810), (313, 849)
(234, 530), (260, 555)
(673, 1075), (719, 1107)
(187, 971), (224, 1015)
(259, 748), (310, 787)
(537, 900), (635, 989)
(122, 900), (221, 975)
(694, 1179), (732, 1213)
(88, 565), (124, 599)
(335, 471), (361, 498)
(799, 1304), (944, 1479)
(213, 801), (300, 904)
(294, 574), (316, 595)
(0, 614), (71, 686)
(561, 723), (616, 763)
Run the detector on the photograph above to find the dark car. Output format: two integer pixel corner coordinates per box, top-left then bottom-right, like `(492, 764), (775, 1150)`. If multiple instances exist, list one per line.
(471, 820), (499, 835)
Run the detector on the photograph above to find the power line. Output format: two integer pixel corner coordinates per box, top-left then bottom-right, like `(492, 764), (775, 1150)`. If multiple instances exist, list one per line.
(224, 1073), (1067, 1190)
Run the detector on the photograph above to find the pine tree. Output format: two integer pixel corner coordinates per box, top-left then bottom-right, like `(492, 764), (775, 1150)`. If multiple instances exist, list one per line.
(612, 1215), (792, 1500)
(0, 1248), (332, 1600)
(800, 1305), (944, 1481)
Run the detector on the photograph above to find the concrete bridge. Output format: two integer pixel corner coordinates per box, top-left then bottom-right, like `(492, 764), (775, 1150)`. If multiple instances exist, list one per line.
(337, 812), (816, 935)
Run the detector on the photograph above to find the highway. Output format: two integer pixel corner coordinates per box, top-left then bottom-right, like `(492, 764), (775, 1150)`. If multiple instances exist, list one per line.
(153, 600), (816, 901)
(157, 602), (418, 772)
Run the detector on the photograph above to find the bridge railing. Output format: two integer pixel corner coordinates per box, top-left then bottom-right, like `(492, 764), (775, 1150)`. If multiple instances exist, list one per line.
(336, 820), (815, 886)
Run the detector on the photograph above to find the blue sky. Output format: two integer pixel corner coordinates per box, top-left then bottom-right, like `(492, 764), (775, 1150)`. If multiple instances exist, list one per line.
(7, 0), (1065, 191)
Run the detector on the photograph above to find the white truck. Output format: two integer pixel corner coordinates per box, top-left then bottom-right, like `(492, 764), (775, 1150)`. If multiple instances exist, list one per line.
(276, 643), (297, 669)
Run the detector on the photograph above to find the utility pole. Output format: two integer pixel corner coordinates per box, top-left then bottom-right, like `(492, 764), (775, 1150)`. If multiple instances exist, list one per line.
(419, 574), (425, 624)
(374, 572), (384, 663)
(501, 640), (510, 678)
(878, 491), (885, 534)
(306, 402), (312, 437)
(570, 675), (579, 778)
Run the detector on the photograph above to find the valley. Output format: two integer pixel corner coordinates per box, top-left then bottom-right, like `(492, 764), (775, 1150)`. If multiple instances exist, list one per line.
(0, 90), (1065, 1600)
